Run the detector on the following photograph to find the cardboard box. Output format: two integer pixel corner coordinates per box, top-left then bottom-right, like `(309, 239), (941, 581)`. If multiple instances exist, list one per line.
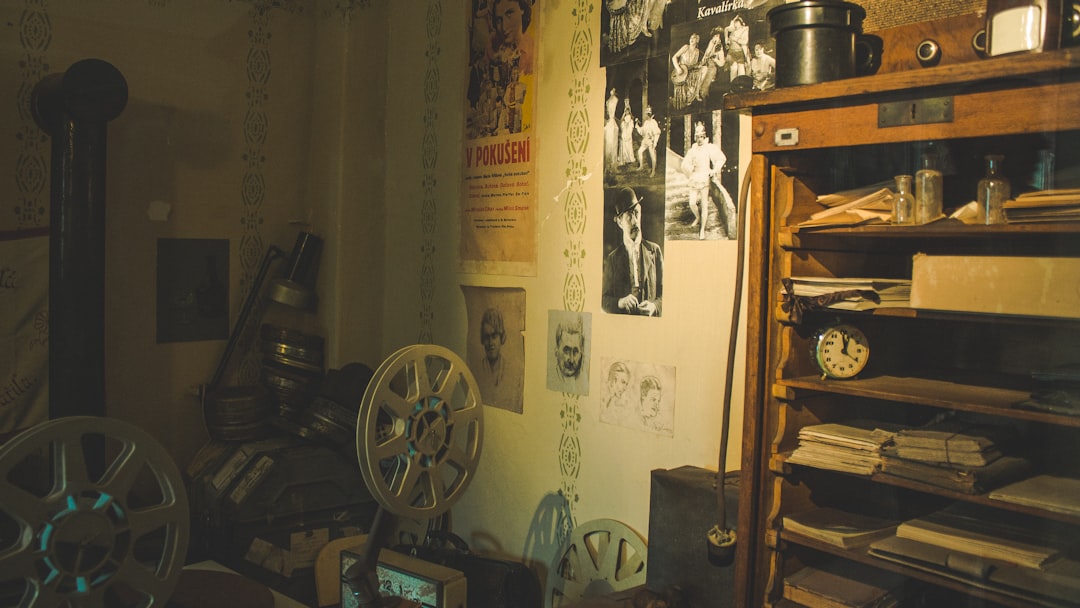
(910, 254), (1080, 319)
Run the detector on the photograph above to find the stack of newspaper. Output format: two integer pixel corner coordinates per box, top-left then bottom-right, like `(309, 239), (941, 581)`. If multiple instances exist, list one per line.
(787, 420), (902, 476)
(878, 416), (1029, 494)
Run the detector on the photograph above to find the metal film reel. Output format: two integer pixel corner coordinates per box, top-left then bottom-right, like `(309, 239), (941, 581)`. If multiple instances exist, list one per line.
(546, 519), (648, 607)
(356, 344), (484, 520)
(0, 416), (189, 607)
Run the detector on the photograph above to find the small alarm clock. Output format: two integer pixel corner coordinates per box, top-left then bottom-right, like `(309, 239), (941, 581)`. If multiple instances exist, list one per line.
(811, 322), (870, 380)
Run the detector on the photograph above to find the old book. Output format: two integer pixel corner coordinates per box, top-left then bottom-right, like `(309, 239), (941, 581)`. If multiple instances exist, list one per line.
(782, 506), (898, 549)
(783, 560), (906, 608)
(990, 474), (1080, 516)
(896, 504), (1069, 569)
(877, 454), (1031, 494)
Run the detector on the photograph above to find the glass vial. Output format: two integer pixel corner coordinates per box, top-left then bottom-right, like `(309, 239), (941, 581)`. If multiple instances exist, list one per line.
(915, 151), (943, 224)
(893, 174), (915, 225)
(977, 154), (1010, 225)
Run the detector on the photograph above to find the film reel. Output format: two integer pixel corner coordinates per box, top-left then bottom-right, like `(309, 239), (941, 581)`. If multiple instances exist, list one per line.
(0, 416), (189, 607)
(546, 519), (648, 607)
(355, 344), (484, 520)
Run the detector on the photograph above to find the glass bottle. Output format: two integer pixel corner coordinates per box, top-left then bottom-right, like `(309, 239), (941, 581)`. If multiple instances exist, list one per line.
(893, 174), (915, 225)
(977, 154), (1010, 225)
(915, 151), (943, 224)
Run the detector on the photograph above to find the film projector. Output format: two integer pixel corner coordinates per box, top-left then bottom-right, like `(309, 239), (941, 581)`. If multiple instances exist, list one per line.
(0, 344), (483, 608)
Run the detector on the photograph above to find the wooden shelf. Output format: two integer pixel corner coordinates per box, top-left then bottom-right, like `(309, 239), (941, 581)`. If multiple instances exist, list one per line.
(782, 220), (1080, 243)
(774, 455), (1080, 527)
(774, 374), (1080, 429)
(779, 532), (1070, 608)
(738, 42), (1080, 608)
(725, 48), (1080, 112)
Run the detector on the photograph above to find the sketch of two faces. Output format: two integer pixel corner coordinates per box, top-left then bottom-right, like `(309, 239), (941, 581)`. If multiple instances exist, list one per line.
(598, 356), (675, 436)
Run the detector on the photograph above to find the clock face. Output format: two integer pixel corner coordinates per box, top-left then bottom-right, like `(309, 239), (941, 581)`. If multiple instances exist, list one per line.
(813, 323), (870, 379)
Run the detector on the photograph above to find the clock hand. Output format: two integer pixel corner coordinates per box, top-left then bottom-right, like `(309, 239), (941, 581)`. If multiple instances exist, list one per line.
(840, 331), (850, 355)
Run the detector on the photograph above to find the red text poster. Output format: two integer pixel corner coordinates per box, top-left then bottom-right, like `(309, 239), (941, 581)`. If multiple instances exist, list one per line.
(461, 0), (538, 275)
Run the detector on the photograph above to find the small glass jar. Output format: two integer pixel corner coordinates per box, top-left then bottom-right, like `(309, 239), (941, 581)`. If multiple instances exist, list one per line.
(893, 174), (915, 225)
(915, 152), (943, 224)
(977, 154), (1010, 225)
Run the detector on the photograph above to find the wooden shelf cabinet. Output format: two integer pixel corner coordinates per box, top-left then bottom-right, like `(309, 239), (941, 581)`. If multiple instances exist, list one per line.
(731, 48), (1080, 608)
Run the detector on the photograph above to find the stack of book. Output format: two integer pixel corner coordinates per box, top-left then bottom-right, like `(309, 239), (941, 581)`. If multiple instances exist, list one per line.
(870, 504), (1080, 606)
(878, 417), (1029, 494)
(786, 420), (901, 476)
(1004, 189), (1080, 223)
(892, 504), (1065, 569)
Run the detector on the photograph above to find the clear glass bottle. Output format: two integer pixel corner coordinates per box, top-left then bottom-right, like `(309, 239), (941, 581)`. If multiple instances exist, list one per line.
(915, 151), (943, 224)
(977, 154), (1010, 225)
(893, 174), (915, 225)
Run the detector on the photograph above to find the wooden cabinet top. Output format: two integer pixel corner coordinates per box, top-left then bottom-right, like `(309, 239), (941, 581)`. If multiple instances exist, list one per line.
(725, 49), (1080, 153)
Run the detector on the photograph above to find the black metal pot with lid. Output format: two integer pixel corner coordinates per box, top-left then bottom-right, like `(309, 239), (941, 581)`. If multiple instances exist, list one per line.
(768, 0), (872, 87)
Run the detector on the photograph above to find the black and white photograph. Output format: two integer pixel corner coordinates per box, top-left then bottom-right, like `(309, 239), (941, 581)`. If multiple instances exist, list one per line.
(461, 286), (526, 414)
(601, 184), (665, 317)
(545, 310), (591, 395)
(599, 0), (693, 67)
(667, 1), (780, 115)
(597, 356), (676, 437)
(665, 109), (739, 240)
(604, 57), (670, 192)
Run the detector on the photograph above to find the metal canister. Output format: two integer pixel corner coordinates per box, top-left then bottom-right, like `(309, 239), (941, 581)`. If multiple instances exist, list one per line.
(768, 0), (867, 87)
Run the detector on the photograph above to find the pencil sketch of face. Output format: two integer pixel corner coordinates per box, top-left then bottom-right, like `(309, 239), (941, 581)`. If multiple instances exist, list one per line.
(481, 308), (505, 366)
(607, 362), (630, 399)
(554, 316), (585, 379)
(640, 375), (662, 418)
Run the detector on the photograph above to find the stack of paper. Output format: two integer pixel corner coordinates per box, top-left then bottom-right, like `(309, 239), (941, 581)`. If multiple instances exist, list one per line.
(783, 560), (908, 608)
(883, 418), (1013, 467)
(878, 454), (1031, 495)
(784, 276), (912, 311)
(782, 506), (898, 548)
(1004, 189), (1080, 223)
(787, 420), (901, 475)
(896, 504), (1067, 570)
(801, 187), (894, 228)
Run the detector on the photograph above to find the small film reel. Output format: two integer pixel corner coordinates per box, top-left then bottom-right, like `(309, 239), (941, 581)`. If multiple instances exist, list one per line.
(547, 518), (648, 606)
(355, 344), (484, 520)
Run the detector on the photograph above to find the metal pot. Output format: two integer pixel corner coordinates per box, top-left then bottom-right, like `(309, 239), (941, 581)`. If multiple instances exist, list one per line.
(768, 0), (869, 87)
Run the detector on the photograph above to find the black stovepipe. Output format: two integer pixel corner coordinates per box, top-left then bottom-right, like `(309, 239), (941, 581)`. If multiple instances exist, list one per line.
(32, 58), (127, 420)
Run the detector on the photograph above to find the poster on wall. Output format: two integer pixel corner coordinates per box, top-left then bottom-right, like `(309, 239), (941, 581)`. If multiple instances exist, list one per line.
(461, 285), (526, 414)
(461, 0), (539, 276)
(597, 356), (676, 437)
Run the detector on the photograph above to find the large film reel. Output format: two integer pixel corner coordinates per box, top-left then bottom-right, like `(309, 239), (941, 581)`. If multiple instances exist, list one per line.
(546, 519), (648, 607)
(355, 344), (484, 520)
(0, 416), (189, 607)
